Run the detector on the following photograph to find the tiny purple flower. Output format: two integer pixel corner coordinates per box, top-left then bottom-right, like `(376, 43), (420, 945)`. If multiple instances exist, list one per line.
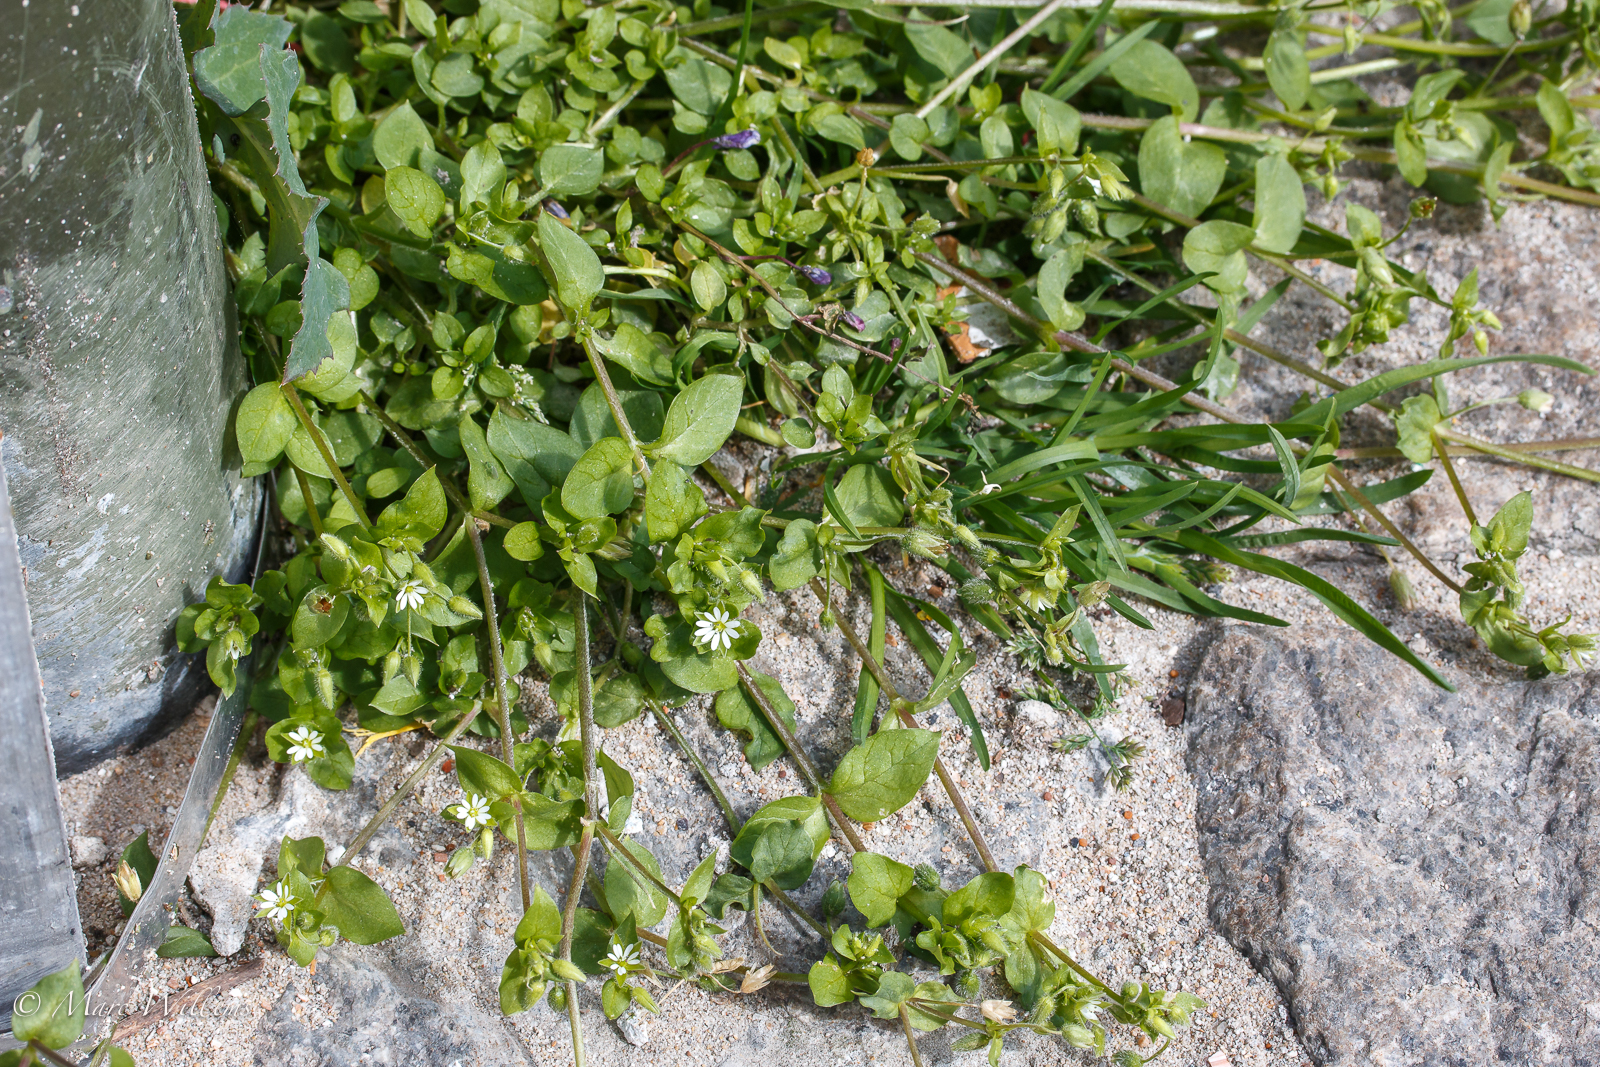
(710, 128), (762, 150)
(797, 264), (832, 285)
(542, 199), (569, 220)
(843, 311), (867, 332)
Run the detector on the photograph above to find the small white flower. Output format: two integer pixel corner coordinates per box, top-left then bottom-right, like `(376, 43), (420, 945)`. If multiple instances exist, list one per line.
(604, 941), (640, 978)
(457, 793), (493, 831)
(394, 579), (427, 612)
(254, 881), (296, 922)
(285, 725), (325, 763)
(692, 607), (740, 652)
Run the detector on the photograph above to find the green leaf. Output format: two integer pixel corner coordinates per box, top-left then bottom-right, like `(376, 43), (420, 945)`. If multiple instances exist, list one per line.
(291, 586), (348, 648)
(192, 7), (292, 115)
(890, 114), (929, 161)
(827, 728), (939, 822)
(561, 437), (636, 520)
(1252, 152), (1306, 254)
(768, 518), (823, 591)
(691, 261), (727, 312)
(832, 463), (904, 531)
(605, 839), (669, 927)
(503, 522), (544, 562)
(488, 407), (582, 498)
(1486, 490), (1533, 558)
(460, 140), (506, 208)
(847, 852), (915, 927)
(714, 670), (797, 771)
(538, 212), (604, 315)
(944, 871), (1014, 925)
(449, 745), (526, 800)
(377, 467), (449, 542)
(1295, 354), (1593, 427)
(236, 382), (296, 465)
(321, 865), (406, 944)
(744, 821), (816, 891)
(1173, 528), (1454, 690)
(458, 415), (515, 511)
(1108, 38), (1199, 122)
(1038, 244), (1087, 332)
(644, 460), (708, 543)
(1264, 27), (1311, 111)
(1182, 220), (1255, 295)
(905, 21), (971, 78)
(1021, 89), (1081, 155)
(385, 166), (447, 237)
(539, 144), (604, 197)
(858, 970), (916, 1020)
(157, 924), (219, 959)
(11, 960), (85, 1048)
(732, 796), (830, 867)
(651, 373), (744, 467)
(298, 11), (354, 73)
(374, 102), (435, 170)
(1137, 116), (1225, 220)
(1393, 394), (1442, 464)
(808, 956), (856, 1007)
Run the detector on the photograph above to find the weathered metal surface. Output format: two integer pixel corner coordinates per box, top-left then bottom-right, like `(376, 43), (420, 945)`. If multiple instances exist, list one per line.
(0, 0), (259, 772)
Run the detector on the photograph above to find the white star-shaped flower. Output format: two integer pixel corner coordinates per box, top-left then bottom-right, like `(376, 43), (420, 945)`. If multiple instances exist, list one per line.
(394, 579), (427, 612)
(285, 725), (325, 763)
(254, 881), (296, 922)
(692, 607), (739, 652)
(457, 793), (493, 831)
(603, 941), (640, 978)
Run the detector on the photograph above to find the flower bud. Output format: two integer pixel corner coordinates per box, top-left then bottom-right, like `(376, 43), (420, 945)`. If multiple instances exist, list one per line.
(1389, 568), (1418, 612)
(842, 311), (867, 332)
(821, 881), (847, 919)
(739, 568), (765, 600)
(1076, 580), (1111, 608)
(446, 846), (476, 878)
(114, 858), (143, 904)
(955, 972), (981, 1000)
(542, 199), (570, 220)
(404, 652), (422, 687)
(448, 595), (484, 620)
(320, 534), (351, 560)
(796, 264), (832, 285)
(901, 526), (949, 560)
(1312, 106), (1338, 133)
(1518, 388), (1554, 413)
(913, 863), (941, 892)
(712, 128), (762, 150)
(1510, 0), (1532, 37)
(1409, 196), (1437, 219)
(958, 578), (996, 606)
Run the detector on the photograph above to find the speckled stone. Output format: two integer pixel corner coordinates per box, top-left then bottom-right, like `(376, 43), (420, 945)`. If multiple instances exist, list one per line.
(1187, 627), (1600, 1066)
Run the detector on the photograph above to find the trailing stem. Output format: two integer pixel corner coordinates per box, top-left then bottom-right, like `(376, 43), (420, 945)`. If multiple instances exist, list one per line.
(465, 515), (531, 912)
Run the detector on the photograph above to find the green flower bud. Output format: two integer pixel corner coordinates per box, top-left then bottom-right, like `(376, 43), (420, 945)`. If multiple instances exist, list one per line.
(114, 859), (143, 904)
(404, 652), (422, 687)
(448, 595), (484, 620)
(901, 526), (948, 560)
(1509, 0), (1532, 37)
(1518, 388), (1553, 413)
(913, 863), (941, 892)
(1389, 568), (1418, 613)
(821, 881), (847, 920)
(446, 846), (476, 878)
(1409, 196), (1437, 219)
(958, 579), (996, 606)
(320, 534), (352, 560)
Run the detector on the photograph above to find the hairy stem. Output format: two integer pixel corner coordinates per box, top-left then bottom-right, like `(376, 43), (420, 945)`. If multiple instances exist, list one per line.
(898, 1006), (927, 1067)
(282, 383), (372, 529)
(581, 335), (653, 481)
(733, 662), (868, 854)
(558, 821), (592, 1067)
(335, 704), (484, 867)
(465, 514), (530, 911)
(1436, 425), (1600, 483)
(292, 466), (324, 538)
